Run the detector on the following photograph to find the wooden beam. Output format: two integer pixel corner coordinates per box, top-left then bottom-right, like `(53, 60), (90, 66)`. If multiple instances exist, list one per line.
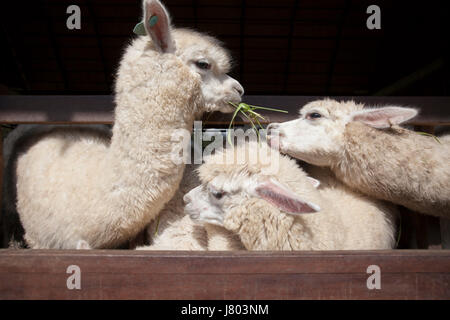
(86, 0), (109, 90)
(282, 0), (300, 93)
(1, 24), (30, 91)
(374, 58), (445, 96)
(1, 95), (450, 126)
(325, 1), (350, 94)
(239, 0), (246, 84)
(0, 250), (449, 299)
(42, 1), (69, 91)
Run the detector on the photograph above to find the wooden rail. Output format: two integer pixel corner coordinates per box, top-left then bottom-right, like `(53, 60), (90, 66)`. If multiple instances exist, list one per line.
(0, 95), (449, 300)
(0, 250), (449, 300)
(1, 95), (450, 126)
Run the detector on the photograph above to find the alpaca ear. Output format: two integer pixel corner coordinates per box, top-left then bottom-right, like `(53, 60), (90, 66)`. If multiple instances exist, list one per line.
(142, 0), (175, 53)
(351, 107), (418, 129)
(254, 179), (320, 215)
(306, 177), (320, 188)
(76, 240), (91, 250)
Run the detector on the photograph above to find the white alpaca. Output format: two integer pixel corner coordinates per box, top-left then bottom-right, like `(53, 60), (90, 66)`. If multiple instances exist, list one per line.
(137, 162), (245, 251)
(267, 99), (450, 217)
(138, 164), (209, 250)
(2, 124), (110, 248)
(184, 143), (397, 250)
(11, 0), (243, 249)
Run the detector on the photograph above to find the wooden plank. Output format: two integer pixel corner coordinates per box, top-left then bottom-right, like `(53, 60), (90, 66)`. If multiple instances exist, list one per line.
(0, 95), (114, 124)
(0, 250), (449, 299)
(1, 95), (449, 125)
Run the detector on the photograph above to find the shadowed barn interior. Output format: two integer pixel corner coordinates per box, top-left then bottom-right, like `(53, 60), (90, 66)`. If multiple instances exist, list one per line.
(0, 0), (448, 96)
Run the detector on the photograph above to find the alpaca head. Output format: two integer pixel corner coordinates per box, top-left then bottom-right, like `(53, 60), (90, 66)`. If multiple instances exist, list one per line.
(138, 0), (243, 114)
(183, 143), (320, 226)
(266, 99), (418, 166)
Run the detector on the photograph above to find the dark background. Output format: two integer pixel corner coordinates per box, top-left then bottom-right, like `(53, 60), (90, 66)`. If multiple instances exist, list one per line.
(1, 0), (449, 96)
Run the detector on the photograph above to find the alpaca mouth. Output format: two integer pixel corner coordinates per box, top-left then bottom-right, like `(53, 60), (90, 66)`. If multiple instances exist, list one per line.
(202, 99), (236, 114)
(184, 203), (197, 219)
(223, 94), (243, 113)
(189, 213), (200, 220)
(214, 101), (236, 114)
(228, 94), (242, 103)
(220, 104), (236, 114)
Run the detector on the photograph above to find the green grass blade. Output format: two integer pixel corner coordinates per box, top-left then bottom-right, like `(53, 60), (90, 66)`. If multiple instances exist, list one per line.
(239, 110), (261, 141)
(154, 215), (160, 236)
(226, 101), (289, 145)
(416, 131), (441, 144)
(395, 214), (402, 248)
(246, 109), (266, 120)
(248, 105), (289, 113)
(227, 104), (243, 146)
(239, 110), (257, 130)
(254, 116), (264, 130)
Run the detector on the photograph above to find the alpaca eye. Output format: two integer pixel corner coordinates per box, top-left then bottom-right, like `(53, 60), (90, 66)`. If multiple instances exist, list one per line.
(195, 61), (211, 70)
(307, 112), (322, 120)
(210, 188), (225, 200)
(212, 191), (224, 199)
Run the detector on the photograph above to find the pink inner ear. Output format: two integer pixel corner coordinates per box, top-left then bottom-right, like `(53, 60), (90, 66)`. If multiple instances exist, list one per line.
(352, 111), (391, 128)
(352, 107), (418, 129)
(145, 1), (173, 52)
(255, 181), (319, 214)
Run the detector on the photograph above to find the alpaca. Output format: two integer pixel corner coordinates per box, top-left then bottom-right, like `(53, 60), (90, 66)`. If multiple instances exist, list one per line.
(11, 0), (243, 249)
(136, 161), (245, 251)
(1, 124), (110, 248)
(267, 99), (450, 217)
(137, 164), (209, 250)
(184, 143), (397, 250)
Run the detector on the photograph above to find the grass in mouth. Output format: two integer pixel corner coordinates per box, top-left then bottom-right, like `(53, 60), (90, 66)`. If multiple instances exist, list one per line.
(227, 102), (288, 146)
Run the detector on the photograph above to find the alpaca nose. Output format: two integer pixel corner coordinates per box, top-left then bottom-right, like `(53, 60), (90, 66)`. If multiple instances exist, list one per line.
(183, 193), (191, 203)
(233, 83), (244, 96)
(267, 123), (282, 136)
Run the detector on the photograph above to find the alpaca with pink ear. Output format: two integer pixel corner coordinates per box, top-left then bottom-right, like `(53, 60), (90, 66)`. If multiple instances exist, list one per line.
(268, 99), (450, 217)
(184, 143), (397, 251)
